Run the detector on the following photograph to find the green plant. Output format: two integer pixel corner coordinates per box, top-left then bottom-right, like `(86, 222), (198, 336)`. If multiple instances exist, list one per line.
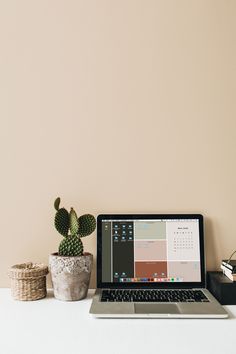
(54, 197), (96, 257)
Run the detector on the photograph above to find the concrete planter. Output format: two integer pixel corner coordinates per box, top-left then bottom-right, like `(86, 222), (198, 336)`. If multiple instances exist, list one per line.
(49, 252), (93, 301)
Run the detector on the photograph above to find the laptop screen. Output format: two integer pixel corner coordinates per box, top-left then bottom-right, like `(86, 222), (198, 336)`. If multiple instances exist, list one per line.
(101, 218), (202, 284)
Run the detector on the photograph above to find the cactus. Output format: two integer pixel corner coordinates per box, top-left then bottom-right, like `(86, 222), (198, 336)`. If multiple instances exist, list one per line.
(54, 208), (70, 236)
(78, 214), (96, 237)
(59, 235), (83, 257)
(70, 208), (79, 235)
(54, 197), (61, 211)
(53, 197), (96, 257)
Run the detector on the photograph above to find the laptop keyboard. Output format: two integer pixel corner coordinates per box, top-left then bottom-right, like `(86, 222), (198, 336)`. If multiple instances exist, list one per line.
(101, 289), (209, 302)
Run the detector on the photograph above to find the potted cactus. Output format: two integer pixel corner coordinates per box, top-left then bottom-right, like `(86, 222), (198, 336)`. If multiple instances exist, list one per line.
(49, 197), (96, 301)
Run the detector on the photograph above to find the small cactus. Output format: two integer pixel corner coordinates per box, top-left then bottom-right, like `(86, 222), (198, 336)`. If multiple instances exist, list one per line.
(59, 235), (83, 257)
(54, 197), (61, 211)
(70, 208), (79, 235)
(54, 208), (70, 236)
(78, 214), (96, 237)
(53, 198), (96, 257)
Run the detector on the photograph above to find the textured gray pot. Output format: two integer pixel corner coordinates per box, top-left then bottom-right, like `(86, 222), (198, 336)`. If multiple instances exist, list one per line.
(49, 253), (93, 301)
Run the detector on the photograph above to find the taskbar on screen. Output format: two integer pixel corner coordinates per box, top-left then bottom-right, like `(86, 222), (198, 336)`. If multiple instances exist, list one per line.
(119, 277), (183, 283)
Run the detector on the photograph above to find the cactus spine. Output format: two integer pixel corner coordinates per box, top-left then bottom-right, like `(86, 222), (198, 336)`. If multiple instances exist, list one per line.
(54, 198), (96, 257)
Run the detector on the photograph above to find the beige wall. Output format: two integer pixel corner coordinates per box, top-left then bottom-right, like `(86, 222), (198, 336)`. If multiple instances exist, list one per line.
(0, 0), (236, 288)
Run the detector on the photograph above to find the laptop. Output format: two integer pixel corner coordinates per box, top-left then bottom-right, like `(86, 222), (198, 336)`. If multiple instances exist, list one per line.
(90, 214), (228, 318)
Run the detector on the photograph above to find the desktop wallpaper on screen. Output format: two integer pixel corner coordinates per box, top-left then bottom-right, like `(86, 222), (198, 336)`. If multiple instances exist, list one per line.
(101, 219), (201, 283)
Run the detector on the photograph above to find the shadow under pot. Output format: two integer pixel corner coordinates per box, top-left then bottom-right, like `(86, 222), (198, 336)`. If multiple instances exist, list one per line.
(49, 252), (93, 301)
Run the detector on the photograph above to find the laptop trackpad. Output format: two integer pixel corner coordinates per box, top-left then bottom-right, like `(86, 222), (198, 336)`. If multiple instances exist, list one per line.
(135, 304), (180, 314)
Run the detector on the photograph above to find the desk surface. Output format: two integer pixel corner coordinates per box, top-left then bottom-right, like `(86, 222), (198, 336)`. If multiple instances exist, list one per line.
(1, 289), (236, 354)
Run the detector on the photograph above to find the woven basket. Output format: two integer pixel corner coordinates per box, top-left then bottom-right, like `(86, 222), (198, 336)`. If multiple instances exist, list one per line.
(9, 262), (49, 301)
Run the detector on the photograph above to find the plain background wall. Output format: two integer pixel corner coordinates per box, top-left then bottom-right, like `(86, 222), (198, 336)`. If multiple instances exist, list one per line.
(0, 0), (236, 288)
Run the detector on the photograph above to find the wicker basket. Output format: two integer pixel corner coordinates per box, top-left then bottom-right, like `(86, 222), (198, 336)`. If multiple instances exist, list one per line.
(9, 262), (49, 301)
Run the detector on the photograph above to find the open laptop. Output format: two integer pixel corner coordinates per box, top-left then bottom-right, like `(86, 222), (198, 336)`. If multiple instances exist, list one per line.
(90, 214), (228, 318)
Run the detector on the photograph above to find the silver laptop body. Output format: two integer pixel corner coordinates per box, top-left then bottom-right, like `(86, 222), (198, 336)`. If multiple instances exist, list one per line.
(90, 214), (228, 318)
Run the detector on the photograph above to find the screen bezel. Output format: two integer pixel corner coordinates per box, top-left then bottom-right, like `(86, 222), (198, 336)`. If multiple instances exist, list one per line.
(97, 214), (205, 289)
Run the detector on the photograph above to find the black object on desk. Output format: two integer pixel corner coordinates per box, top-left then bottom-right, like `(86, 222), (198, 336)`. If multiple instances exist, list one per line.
(207, 271), (236, 305)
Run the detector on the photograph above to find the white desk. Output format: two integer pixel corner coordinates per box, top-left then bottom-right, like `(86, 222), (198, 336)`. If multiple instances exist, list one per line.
(1, 289), (235, 354)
